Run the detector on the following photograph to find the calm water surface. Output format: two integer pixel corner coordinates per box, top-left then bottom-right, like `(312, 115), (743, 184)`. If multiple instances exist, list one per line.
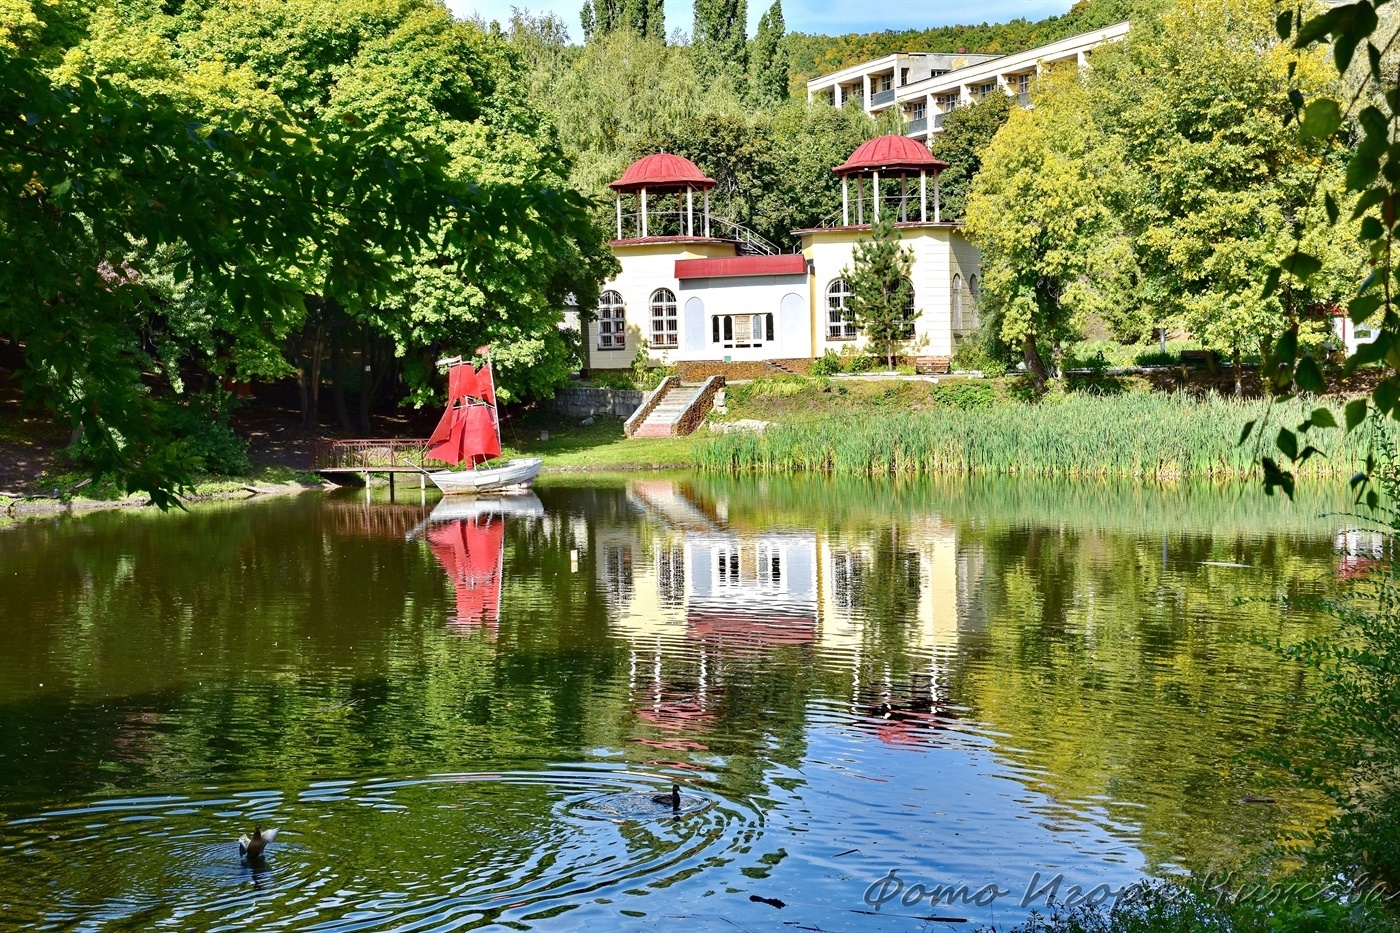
(0, 475), (1370, 930)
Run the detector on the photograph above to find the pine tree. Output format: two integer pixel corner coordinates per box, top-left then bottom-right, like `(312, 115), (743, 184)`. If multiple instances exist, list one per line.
(582, 0), (665, 42)
(693, 0), (747, 94)
(749, 0), (788, 105)
(842, 217), (918, 371)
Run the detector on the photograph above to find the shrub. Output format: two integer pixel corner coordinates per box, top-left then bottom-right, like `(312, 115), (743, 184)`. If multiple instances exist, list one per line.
(163, 392), (250, 475)
(586, 370), (637, 390)
(810, 349), (842, 377)
(952, 335), (1011, 377)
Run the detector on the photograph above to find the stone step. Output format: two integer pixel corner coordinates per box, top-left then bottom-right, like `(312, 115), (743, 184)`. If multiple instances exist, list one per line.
(631, 422), (674, 438)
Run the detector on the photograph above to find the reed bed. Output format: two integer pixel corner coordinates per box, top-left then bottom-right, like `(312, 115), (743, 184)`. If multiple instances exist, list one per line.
(694, 392), (1374, 480)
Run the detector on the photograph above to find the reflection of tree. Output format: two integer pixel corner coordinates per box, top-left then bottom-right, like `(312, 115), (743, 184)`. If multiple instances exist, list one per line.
(0, 476), (1351, 878)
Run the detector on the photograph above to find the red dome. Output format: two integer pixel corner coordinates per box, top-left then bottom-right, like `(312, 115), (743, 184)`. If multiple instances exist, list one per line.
(610, 153), (716, 192)
(835, 135), (947, 177)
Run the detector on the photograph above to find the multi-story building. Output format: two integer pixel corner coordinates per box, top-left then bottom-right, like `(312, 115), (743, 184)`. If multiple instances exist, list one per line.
(806, 21), (1131, 142)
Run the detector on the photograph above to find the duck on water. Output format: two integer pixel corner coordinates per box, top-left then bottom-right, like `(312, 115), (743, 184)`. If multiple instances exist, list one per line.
(238, 826), (278, 860)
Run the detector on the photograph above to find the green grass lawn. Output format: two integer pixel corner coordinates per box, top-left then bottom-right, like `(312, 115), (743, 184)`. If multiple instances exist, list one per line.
(498, 411), (694, 470)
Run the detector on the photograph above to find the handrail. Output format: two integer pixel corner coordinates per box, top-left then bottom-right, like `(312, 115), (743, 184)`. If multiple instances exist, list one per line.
(624, 375), (681, 438)
(310, 438), (437, 471)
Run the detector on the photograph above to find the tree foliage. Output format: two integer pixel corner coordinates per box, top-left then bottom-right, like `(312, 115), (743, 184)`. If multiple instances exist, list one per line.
(693, 0), (748, 96)
(966, 67), (1122, 391)
(928, 89), (1013, 221)
(1, 0), (611, 501)
(750, 0), (788, 106)
(1261, 0), (1400, 500)
(842, 217), (918, 371)
(581, 0), (665, 42)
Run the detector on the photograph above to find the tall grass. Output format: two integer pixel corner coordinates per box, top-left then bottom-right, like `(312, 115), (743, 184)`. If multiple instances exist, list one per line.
(694, 392), (1374, 480)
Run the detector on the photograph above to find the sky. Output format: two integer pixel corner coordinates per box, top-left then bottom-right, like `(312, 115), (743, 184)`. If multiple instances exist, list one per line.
(445, 0), (1079, 42)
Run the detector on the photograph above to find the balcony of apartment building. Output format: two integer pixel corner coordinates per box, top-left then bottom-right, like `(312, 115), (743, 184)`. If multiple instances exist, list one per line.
(889, 21), (1129, 140)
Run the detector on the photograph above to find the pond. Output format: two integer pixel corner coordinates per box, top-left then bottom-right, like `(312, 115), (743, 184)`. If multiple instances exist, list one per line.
(0, 475), (1372, 930)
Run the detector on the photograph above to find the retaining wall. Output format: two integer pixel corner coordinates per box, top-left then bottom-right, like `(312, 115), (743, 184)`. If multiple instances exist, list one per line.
(550, 385), (645, 419)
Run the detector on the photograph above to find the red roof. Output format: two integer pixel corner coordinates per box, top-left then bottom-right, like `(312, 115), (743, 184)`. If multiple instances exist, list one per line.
(610, 153), (716, 192)
(675, 255), (808, 279)
(835, 135), (948, 177)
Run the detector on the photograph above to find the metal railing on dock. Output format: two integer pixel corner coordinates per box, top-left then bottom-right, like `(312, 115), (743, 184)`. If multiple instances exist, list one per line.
(310, 438), (436, 473)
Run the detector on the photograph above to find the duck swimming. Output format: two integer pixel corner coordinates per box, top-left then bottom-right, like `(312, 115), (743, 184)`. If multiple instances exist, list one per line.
(238, 825), (278, 859)
(650, 784), (681, 810)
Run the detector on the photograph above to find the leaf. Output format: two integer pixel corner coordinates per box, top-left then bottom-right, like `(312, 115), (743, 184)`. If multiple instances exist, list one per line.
(1239, 419), (1257, 445)
(1349, 293), (1382, 323)
(1345, 397), (1368, 430)
(1295, 356), (1325, 393)
(1261, 265), (1283, 298)
(1280, 251), (1322, 281)
(1300, 99), (1342, 139)
(1325, 191), (1339, 224)
(1276, 8), (1293, 39)
(1274, 328), (1299, 366)
(1310, 406), (1338, 429)
(1348, 154), (1381, 191)
(1352, 186), (1386, 219)
(1277, 426), (1299, 461)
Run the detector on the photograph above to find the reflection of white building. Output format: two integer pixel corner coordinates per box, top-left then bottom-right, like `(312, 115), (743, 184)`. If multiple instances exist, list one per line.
(817, 517), (973, 657)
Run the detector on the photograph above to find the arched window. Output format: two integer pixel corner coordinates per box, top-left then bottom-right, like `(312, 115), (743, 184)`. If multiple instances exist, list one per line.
(650, 288), (678, 348)
(967, 275), (979, 330)
(900, 278), (917, 339)
(951, 274), (963, 334)
(598, 290), (625, 350)
(827, 278), (856, 340)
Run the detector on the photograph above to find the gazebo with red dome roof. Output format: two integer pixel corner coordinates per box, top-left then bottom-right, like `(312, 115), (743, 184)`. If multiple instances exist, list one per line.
(834, 134), (949, 226)
(610, 153), (717, 240)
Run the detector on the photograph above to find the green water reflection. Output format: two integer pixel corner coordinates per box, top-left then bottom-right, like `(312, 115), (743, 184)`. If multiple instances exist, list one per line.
(0, 475), (1365, 929)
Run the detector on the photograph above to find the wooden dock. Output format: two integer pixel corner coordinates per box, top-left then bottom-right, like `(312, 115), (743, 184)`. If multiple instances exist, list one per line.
(310, 438), (438, 488)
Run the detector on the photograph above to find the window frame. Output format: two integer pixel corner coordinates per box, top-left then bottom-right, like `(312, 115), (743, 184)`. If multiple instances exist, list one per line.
(649, 288), (678, 349)
(951, 274), (964, 333)
(597, 290), (626, 351)
(826, 278), (857, 341)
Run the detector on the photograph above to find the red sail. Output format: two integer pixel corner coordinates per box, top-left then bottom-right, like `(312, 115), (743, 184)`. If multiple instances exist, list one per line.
(461, 404), (501, 466)
(427, 359), (500, 466)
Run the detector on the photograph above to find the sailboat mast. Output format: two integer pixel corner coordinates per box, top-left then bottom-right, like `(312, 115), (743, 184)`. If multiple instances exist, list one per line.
(481, 346), (501, 452)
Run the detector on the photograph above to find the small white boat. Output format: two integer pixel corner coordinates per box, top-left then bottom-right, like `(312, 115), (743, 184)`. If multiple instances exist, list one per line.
(428, 458), (542, 495)
(424, 349), (543, 496)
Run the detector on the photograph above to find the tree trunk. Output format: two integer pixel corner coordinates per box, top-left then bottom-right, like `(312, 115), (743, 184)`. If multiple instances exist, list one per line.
(331, 326), (355, 433)
(358, 333), (387, 435)
(1232, 347), (1243, 398)
(887, 340), (894, 373)
(1023, 334), (1048, 393)
(299, 324), (326, 430)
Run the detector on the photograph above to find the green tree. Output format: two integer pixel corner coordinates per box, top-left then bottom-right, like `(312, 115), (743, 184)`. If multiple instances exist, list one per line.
(749, 0), (788, 105)
(842, 217), (917, 371)
(964, 67), (1118, 391)
(693, 0), (747, 96)
(581, 0), (664, 42)
(928, 89), (1013, 220)
(1088, 0), (1345, 395)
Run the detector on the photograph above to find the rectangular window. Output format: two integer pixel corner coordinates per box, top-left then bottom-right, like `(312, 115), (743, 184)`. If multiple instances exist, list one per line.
(1017, 73), (1030, 94)
(598, 308), (625, 350)
(911, 102), (927, 121)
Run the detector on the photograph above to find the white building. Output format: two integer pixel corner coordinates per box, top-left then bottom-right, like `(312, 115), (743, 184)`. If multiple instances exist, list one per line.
(584, 138), (981, 378)
(805, 22), (1131, 143)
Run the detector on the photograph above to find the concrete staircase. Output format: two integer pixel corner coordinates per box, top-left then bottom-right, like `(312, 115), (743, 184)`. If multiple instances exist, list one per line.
(631, 382), (707, 438)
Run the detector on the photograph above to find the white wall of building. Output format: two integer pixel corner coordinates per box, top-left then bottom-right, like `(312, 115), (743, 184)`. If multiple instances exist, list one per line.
(804, 226), (979, 361)
(677, 276), (811, 363)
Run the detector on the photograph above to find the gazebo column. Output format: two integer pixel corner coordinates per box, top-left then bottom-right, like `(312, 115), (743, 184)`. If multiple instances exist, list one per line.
(616, 195), (623, 239)
(873, 171), (880, 223)
(900, 176), (908, 222)
(641, 187), (649, 238)
(686, 188), (694, 236)
(704, 190), (711, 237)
(919, 171), (927, 222)
(842, 177), (850, 226)
(934, 172), (941, 223)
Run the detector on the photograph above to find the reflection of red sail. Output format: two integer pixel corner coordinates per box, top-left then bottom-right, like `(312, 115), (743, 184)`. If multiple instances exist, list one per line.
(427, 355), (500, 467)
(427, 517), (504, 632)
